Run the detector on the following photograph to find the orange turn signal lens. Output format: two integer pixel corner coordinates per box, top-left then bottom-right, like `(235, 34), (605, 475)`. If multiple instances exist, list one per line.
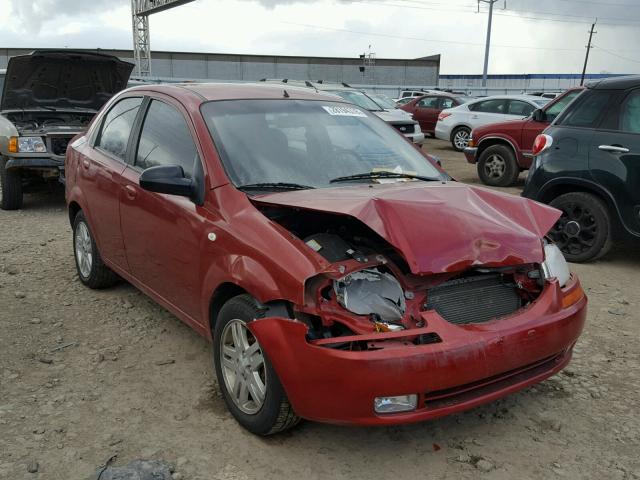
(8, 136), (18, 153)
(562, 285), (585, 309)
(467, 139), (475, 148)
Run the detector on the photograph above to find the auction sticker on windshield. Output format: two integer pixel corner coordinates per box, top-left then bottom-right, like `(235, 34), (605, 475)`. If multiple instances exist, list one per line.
(322, 105), (367, 117)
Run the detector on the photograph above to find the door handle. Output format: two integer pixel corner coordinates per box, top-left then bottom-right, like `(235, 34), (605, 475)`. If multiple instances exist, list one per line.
(471, 115), (479, 119)
(124, 185), (137, 200)
(599, 145), (630, 153)
(82, 159), (90, 169)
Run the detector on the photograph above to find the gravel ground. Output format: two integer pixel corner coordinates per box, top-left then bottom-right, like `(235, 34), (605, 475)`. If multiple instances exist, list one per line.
(1, 139), (639, 479)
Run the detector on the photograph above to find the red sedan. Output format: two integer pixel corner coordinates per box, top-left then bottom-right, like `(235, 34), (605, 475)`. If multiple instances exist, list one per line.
(400, 93), (472, 136)
(65, 83), (586, 435)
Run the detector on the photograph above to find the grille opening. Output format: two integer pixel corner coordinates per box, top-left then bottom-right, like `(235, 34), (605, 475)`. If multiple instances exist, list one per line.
(50, 136), (73, 156)
(424, 353), (564, 409)
(392, 123), (416, 134)
(425, 273), (523, 325)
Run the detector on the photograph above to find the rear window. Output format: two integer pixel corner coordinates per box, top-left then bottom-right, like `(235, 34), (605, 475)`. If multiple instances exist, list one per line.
(556, 90), (613, 128)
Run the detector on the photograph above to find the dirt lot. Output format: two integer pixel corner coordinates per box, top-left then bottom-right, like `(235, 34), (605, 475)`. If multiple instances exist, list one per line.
(1, 139), (639, 479)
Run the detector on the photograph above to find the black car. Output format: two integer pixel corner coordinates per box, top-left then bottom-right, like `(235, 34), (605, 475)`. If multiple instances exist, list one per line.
(522, 75), (640, 262)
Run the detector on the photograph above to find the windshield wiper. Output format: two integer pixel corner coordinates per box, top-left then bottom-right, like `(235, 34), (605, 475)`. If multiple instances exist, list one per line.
(329, 171), (440, 184)
(237, 182), (315, 192)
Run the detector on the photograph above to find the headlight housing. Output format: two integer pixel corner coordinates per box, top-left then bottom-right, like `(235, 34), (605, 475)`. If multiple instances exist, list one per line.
(541, 242), (570, 287)
(16, 136), (47, 153)
(333, 268), (406, 323)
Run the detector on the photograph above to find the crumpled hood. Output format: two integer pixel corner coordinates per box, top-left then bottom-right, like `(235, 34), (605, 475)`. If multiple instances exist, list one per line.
(254, 182), (561, 275)
(1, 50), (134, 111)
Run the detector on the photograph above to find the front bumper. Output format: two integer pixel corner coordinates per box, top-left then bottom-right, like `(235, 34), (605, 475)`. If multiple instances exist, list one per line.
(406, 132), (425, 145)
(249, 277), (586, 425)
(463, 146), (478, 164)
(5, 157), (64, 169)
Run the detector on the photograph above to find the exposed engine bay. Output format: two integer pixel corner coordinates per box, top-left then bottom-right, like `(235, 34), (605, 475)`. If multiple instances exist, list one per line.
(257, 205), (547, 349)
(5, 110), (93, 133)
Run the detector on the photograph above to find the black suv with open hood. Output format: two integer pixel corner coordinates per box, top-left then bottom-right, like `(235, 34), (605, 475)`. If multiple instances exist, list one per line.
(0, 50), (133, 210)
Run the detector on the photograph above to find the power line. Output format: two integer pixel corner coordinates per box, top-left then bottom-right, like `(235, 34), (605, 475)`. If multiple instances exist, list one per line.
(281, 21), (584, 52)
(594, 44), (640, 65)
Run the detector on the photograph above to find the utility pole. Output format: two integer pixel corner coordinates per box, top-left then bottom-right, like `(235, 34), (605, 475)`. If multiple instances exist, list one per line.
(478, 0), (504, 88)
(580, 19), (597, 86)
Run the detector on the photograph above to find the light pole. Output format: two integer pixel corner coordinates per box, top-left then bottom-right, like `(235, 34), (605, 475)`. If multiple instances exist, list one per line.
(478, 0), (503, 88)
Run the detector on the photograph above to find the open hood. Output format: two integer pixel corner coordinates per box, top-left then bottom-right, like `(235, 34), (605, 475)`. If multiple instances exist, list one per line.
(254, 182), (561, 275)
(1, 50), (134, 111)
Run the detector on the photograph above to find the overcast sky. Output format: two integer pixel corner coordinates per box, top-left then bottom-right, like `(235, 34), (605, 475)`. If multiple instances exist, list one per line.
(0, 0), (638, 74)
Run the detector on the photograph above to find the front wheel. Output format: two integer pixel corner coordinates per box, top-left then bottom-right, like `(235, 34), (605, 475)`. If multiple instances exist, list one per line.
(477, 145), (520, 187)
(549, 192), (612, 262)
(0, 159), (23, 210)
(213, 295), (300, 435)
(451, 127), (471, 152)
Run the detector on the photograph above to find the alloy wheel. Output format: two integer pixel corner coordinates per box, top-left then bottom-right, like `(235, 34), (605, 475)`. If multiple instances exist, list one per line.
(74, 222), (93, 279)
(483, 154), (506, 179)
(549, 202), (598, 256)
(453, 130), (470, 150)
(219, 319), (267, 414)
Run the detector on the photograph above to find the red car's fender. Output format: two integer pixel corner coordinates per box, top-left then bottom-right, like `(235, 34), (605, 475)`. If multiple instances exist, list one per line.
(473, 132), (525, 166)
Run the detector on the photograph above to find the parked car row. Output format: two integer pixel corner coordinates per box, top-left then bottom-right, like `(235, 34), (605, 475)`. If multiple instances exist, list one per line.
(1, 52), (635, 436)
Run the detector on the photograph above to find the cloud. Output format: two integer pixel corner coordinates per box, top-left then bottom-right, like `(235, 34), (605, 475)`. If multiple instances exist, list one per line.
(9, 0), (125, 32)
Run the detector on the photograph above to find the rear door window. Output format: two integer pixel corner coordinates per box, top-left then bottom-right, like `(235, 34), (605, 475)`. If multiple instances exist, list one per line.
(96, 97), (143, 159)
(417, 97), (439, 108)
(557, 90), (613, 128)
(469, 99), (507, 113)
(620, 90), (640, 134)
(135, 100), (198, 178)
(440, 97), (455, 109)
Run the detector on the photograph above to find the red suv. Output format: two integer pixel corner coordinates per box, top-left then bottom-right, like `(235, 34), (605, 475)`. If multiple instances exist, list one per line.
(464, 88), (583, 186)
(65, 83), (586, 435)
(399, 93), (472, 136)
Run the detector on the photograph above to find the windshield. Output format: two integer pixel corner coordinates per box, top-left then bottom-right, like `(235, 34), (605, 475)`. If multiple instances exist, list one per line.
(544, 89), (582, 121)
(533, 98), (551, 107)
(369, 94), (397, 110)
(201, 99), (443, 190)
(324, 90), (382, 111)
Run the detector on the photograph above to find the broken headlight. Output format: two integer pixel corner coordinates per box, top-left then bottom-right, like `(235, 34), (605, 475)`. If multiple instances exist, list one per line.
(333, 268), (406, 323)
(541, 242), (570, 287)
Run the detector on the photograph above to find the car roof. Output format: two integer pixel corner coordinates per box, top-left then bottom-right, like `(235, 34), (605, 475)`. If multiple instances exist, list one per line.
(125, 82), (344, 102)
(469, 94), (544, 103)
(586, 75), (640, 90)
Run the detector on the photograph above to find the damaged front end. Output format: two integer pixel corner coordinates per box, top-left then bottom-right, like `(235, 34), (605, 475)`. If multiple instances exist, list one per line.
(246, 201), (587, 424)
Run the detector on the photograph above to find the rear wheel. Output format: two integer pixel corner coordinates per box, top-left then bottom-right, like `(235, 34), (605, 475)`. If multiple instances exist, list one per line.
(549, 192), (612, 262)
(477, 144), (520, 187)
(72, 211), (119, 288)
(0, 159), (23, 210)
(213, 295), (300, 435)
(451, 127), (471, 151)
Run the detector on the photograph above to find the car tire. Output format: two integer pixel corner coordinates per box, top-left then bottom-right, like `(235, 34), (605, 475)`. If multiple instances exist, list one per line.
(451, 126), (471, 151)
(72, 211), (119, 288)
(477, 145), (520, 187)
(549, 192), (612, 263)
(0, 158), (23, 210)
(213, 294), (300, 435)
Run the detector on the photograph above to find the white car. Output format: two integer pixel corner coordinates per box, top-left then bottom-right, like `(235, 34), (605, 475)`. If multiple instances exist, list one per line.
(435, 95), (550, 151)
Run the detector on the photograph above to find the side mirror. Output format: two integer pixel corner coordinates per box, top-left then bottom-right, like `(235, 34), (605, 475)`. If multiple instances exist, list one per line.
(532, 109), (546, 122)
(139, 165), (194, 198)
